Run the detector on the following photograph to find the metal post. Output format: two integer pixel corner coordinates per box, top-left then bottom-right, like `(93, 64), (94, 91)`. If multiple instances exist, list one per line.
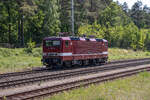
(71, 0), (74, 35)
(21, 15), (24, 47)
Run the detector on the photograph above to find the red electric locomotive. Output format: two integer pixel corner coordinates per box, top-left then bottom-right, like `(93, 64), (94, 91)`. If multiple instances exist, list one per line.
(42, 37), (108, 68)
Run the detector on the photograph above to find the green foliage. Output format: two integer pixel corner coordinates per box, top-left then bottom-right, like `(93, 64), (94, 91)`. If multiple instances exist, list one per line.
(99, 2), (131, 27)
(0, 0), (18, 44)
(32, 48), (42, 57)
(0, 48), (14, 57)
(59, 0), (112, 33)
(130, 1), (145, 29)
(78, 22), (104, 38)
(24, 39), (35, 53)
(25, 10), (45, 44)
(78, 2), (149, 50)
(0, 0), (150, 51)
(0, 0), (60, 45)
(42, 0), (60, 36)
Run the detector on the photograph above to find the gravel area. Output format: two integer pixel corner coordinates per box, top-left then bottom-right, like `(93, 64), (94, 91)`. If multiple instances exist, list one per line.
(1, 64), (150, 97)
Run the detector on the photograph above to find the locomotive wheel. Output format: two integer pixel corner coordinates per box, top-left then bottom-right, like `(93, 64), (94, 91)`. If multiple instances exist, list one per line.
(46, 64), (53, 69)
(92, 59), (97, 66)
(84, 60), (90, 66)
(46, 64), (60, 69)
(82, 60), (87, 66)
(101, 58), (108, 64)
(78, 60), (83, 66)
(95, 61), (100, 66)
(104, 58), (108, 64)
(56, 63), (63, 69)
(64, 61), (72, 68)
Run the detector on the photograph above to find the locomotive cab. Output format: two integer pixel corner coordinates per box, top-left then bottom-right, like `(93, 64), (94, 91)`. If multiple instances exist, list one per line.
(42, 37), (73, 67)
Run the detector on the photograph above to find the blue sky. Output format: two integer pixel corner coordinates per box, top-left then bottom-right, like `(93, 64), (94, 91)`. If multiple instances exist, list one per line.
(113, 0), (150, 8)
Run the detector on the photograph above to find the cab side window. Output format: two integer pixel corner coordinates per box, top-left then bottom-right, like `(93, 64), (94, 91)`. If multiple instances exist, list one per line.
(105, 42), (108, 47)
(65, 41), (69, 47)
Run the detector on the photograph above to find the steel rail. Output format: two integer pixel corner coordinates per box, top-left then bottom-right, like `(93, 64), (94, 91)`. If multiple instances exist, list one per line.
(1, 66), (150, 100)
(0, 67), (48, 79)
(0, 58), (149, 79)
(0, 58), (150, 89)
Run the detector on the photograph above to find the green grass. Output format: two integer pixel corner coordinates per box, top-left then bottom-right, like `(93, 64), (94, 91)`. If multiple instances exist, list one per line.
(108, 48), (150, 61)
(0, 47), (150, 73)
(46, 71), (150, 100)
(0, 48), (42, 73)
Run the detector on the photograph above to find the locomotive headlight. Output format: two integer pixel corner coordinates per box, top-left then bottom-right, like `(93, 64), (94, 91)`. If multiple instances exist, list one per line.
(43, 53), (47, 56)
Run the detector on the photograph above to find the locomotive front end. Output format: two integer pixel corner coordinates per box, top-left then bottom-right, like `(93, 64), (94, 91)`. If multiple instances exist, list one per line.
(42, 37), (62, 67)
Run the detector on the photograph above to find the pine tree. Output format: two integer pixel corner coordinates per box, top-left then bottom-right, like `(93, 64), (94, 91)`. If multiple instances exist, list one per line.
(122, 2), (129, 13)
(16, 0), (36, 47)
(143, 5), (150, 28)
(42, 0), (60, 36)
(59, 0), (71, 33)
(0, 0), (18, 44)
(130, 1), (144, 29)
(59, 0), (112, 34)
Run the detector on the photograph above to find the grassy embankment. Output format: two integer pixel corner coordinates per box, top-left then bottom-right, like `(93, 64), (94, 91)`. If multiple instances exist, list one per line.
(109, 48), (150, 61)
(47, 72), (150, 100)
(0, 48), (42, 73)
(0, 48), (150, 73)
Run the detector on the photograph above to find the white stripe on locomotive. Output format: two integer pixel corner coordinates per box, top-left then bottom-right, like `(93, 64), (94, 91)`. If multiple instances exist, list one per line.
(43, 52), (108, 56)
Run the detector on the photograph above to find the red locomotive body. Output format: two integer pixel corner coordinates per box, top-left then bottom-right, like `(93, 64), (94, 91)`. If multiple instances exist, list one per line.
(42, 37), (108, 68)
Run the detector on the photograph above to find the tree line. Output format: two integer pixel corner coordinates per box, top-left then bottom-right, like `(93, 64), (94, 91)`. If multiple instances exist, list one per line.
(0, 0), (150, 50)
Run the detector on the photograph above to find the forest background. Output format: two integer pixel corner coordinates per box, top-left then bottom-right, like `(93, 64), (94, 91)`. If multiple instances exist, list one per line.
(0, 0), (150, 50)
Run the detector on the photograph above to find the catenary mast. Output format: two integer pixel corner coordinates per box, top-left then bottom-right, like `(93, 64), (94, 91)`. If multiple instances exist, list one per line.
(71, 0), (74, 35)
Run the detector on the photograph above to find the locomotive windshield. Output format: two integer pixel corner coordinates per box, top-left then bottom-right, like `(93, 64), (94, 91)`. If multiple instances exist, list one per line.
(45, 40), (61, 47)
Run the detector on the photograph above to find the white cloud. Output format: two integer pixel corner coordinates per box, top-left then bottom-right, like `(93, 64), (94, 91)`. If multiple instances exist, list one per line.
(113, 0), (150, 8)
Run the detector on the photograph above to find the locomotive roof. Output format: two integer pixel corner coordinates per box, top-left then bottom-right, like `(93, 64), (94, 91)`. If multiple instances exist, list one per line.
(44, 37), (107, 42)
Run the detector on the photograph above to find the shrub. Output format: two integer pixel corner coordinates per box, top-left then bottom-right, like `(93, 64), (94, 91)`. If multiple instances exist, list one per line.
(0, 48), (14, 57)
(33, 52), (41, 57)
(145, 52), (150, 56)
(24, 39), (35, 53)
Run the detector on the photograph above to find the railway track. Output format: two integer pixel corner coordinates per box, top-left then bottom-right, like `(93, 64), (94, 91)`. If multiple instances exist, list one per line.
(0, 58), (149, 79)
(0, 58), (150, 89)
(1, 64), (150, 100)
(0, 67), (48, 79)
